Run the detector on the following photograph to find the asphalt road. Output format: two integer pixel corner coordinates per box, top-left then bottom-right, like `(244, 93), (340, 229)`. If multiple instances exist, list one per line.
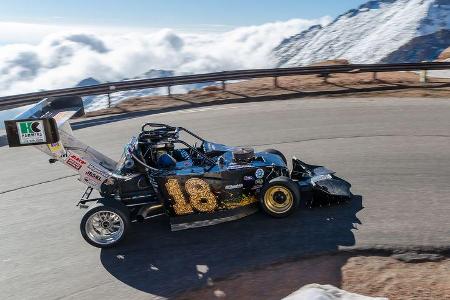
(0, 97), (449, 299)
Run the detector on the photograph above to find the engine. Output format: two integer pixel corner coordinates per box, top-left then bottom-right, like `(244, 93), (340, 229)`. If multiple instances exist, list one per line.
(232, 147), (255, 164)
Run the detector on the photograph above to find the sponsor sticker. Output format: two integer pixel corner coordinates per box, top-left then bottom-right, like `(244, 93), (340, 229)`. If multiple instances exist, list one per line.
(65, 152), (87, 170)
(86, 164), (110, 178)
(227, 164), (253, 170)
(16, 120), (46, 144)
(48, 142), (62, 152)
(225, 183), (243, 190)
(255, 168), (265, 179)
(243, 176), (254, 181)
(255, 178), (264, 185)
(179, 149), (190, 160)
(85, 170), (103, 183)
(81, 164), (110, 187)
(252, 185), (263, 190)
(47, 142), (65, 157)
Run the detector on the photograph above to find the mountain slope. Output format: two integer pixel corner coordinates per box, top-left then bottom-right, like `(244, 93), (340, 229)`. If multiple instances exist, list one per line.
(274, 0), (450, 66)
(381, 29), (450, 63)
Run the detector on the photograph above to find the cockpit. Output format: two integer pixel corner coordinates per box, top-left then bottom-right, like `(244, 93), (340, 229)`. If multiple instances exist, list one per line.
(116, 123), (225, 174)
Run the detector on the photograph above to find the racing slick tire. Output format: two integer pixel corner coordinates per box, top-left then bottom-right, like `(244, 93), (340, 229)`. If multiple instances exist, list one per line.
(263, 148), (287, 165)
(260, 176), (300, 218)
(80, 203), (130, 248)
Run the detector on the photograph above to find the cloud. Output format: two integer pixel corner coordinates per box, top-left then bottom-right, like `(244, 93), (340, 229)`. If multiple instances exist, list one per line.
(0, 17), (331, 97)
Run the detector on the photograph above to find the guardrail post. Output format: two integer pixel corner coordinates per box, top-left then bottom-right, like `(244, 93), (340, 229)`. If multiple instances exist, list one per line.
(274, 76), (279, 88)
(108, 85), (116, 108)
(221, 80), (226, 91)
(420, 70), (428, 83)
(372, 72), (378, 81)
(167, 85), (172, 96)
(319, 73), (329, 83)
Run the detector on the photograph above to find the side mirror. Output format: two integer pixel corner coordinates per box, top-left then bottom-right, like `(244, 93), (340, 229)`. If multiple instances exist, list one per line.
(4, 118), (60, 147)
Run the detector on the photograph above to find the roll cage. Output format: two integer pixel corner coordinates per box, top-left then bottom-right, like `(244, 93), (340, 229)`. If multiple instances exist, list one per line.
(121, 123), (218, 173)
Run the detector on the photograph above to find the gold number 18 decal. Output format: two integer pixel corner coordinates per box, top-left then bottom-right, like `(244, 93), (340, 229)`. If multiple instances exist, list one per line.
(165, 178), (218, 215)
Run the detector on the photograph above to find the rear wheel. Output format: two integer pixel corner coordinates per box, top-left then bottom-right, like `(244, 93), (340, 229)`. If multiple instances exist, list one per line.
(263, 148), (287, 165)
(260, 177), (300, 218)
(80, 203), (130, 248)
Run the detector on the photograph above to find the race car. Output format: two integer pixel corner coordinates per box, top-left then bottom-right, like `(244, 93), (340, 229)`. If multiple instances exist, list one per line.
(4, 96), (352, 248)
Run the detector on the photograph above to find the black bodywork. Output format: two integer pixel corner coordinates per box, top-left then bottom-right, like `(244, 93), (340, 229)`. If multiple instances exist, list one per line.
(97, 123), (352, 229)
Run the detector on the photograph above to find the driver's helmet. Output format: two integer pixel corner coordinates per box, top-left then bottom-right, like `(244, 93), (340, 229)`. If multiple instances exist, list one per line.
(157, 153), (177, 169)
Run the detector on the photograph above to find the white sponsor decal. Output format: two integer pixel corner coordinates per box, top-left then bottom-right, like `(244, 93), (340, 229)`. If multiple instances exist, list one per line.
(86, 164), (110, 179)
(17, 120), (46, 144)
(225, 183), (243, 190)
(64, 151), (87, 170)
(227, 164), (253, 170)
(255, 168), (265, 179)
(80, 163), (110, 188)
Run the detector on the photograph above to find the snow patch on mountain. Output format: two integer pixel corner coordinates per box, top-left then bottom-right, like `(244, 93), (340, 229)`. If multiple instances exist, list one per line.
(275, 0), (450, 66)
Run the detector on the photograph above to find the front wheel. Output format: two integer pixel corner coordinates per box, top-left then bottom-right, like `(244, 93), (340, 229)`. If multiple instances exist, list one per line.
(80, 203), (130, 248)
(260, 177), (300, 218)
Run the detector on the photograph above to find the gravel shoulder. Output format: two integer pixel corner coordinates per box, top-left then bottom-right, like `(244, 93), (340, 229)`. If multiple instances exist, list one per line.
(175, 252), (450, 300)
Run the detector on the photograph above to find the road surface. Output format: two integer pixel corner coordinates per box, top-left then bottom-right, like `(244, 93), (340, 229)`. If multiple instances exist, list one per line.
(0, 97), (449, 299)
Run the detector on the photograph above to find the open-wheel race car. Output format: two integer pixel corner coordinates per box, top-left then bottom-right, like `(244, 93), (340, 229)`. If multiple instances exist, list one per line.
(4, 96), (352, 248)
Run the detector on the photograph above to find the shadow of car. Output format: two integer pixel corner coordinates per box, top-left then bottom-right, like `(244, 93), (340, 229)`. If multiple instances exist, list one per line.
(100, 195), (363, 298)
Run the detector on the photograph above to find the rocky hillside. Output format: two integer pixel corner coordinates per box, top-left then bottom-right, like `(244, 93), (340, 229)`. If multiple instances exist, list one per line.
(438, 45), (450, 60)
(274, 0), (450, 66)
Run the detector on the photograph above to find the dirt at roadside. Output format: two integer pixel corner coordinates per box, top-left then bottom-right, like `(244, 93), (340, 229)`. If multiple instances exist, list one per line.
(86, 72), (450, 117)
(174, 253), (450, 300)
(342, 255), (450, 300)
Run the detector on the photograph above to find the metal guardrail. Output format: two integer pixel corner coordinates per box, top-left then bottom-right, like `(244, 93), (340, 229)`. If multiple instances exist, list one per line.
(1, 62), (450, 111)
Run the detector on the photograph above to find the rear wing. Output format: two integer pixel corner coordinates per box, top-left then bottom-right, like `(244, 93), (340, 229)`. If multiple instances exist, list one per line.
(4, 96), (84, 147)
(4, 96), (117, 191)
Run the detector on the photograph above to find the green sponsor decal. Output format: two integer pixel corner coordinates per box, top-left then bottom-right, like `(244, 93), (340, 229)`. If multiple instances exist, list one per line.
(19, 121), (41, 134)
(16, 120), (46, 144)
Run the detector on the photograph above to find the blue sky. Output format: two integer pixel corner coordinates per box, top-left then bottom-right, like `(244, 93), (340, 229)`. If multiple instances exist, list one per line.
(1, 0), (366, 29)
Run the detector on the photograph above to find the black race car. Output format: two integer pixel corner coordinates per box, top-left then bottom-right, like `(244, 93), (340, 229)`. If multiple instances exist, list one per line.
(4, 97), (352, 248)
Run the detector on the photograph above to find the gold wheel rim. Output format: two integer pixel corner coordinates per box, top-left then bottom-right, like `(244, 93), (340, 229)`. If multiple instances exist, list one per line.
(264, 186), (293, 214)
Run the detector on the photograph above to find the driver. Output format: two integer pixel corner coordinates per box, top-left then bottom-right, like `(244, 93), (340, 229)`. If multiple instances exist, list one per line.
(156, 148), (193, 170)
(156, 153), (177, 169)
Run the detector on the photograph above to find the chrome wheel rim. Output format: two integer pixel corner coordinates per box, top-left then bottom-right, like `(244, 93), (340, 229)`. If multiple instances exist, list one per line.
(85, 210), (124, 245)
